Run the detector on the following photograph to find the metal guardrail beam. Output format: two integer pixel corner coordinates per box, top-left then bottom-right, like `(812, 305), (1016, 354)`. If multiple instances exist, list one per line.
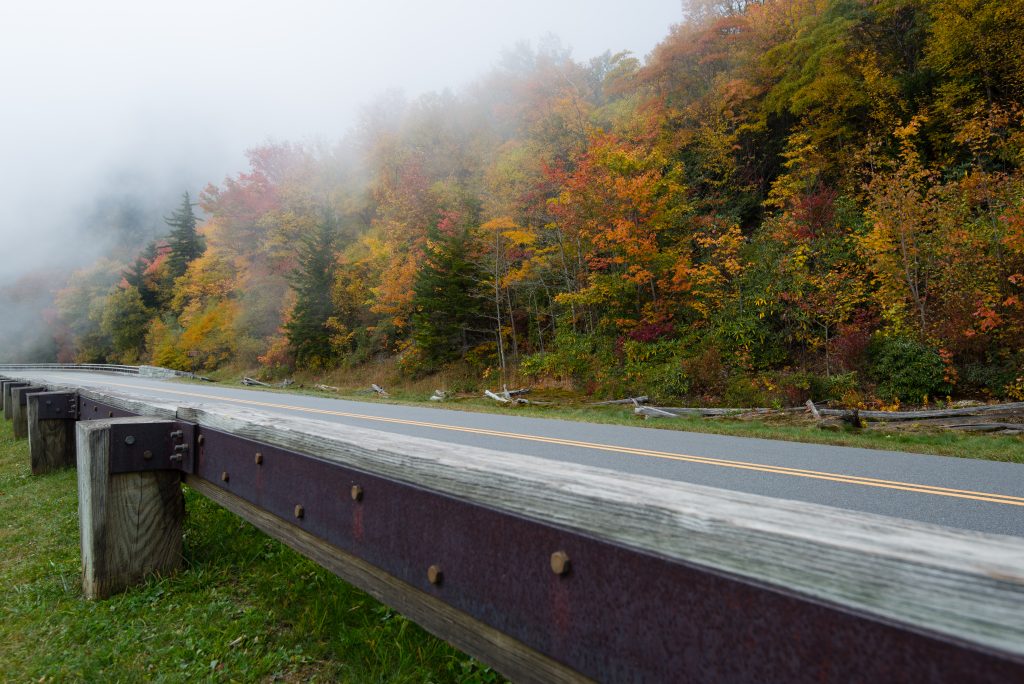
(4, 372), (1024, 682)
(0, 363), (192, 379)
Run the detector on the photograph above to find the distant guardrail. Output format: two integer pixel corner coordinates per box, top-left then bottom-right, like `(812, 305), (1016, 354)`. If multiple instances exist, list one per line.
(0, 363), (192, 379)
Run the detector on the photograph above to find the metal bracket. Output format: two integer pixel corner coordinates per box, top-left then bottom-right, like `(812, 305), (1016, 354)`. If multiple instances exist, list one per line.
(33, 392), (78, 421)
(109, 421), (196, 474)
(78, 396), (137, 420)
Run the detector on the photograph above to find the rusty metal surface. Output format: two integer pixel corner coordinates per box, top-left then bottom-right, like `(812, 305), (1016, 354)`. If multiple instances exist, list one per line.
(30, 392), (78, 421)
(77, 396), (141, 421)
(192, 426), (1024, 683)
(108, 421), (195, 474)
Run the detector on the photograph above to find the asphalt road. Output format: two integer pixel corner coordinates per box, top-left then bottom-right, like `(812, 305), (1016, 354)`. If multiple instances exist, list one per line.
(10, 371), (1024, 537)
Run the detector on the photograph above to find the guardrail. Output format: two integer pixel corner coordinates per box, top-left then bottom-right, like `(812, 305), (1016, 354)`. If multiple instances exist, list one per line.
(2, 372), (1023, 682)
(0, 363), (192, 379)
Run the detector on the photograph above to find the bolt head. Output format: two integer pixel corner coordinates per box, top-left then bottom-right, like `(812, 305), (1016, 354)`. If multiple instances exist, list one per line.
(142, 450), (153, 461)
(351, 484), (364, 502)
(427, 565), (443, 586)
(124, 435), (136, 446)
(221, 471), (229, 482)
(550, 551), (571, 576)
(197, 434), (205, 446)
(294, 504), (304, 519)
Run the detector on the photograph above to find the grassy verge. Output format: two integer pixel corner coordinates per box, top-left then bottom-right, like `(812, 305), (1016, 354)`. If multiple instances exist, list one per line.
(181, 375), (1024, 464)
(0, 418), (502, 682)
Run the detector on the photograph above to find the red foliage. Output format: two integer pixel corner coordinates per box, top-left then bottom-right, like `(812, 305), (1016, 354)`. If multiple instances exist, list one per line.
(790, 187), (838, 240)
(828, 309), (877, 373)
(628, 321), (675, 343)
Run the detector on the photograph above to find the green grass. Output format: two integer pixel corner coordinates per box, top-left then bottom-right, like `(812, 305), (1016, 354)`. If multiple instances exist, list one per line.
(0, 418), (503, 682)
(178, 376), (1024, 464)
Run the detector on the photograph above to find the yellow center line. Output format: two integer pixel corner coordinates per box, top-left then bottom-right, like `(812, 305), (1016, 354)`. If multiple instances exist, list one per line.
(95, 380), (1024, 508)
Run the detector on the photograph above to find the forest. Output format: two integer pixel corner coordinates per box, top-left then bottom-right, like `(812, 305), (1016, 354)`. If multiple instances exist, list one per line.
(35, 0), (1024, 407)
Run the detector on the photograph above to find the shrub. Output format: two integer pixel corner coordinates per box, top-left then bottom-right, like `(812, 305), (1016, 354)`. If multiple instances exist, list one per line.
(681, 347), (726, 396)
(722, 375), (773, 407)
(867, 335), (952, 403)
(621, 339), (689, 402)
(960, 354), (1022, 398)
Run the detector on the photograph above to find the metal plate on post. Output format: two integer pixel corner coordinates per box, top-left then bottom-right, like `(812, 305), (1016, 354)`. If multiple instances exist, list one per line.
(78, 397), (139, 421)
(108, 421), (195, 474)
(192, 427), (1024, 682)
(32, 392), (78, 421)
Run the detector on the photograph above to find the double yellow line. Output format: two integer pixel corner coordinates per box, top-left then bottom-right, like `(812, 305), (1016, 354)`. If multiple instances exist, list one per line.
(103, 380), (1024, 508)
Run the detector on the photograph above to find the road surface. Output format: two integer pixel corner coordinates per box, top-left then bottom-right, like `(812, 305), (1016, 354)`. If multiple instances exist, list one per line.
(9, 371), (1024, 537)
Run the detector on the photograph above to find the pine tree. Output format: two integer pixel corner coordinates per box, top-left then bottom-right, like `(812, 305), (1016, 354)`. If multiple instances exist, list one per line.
(164, 192), (205, 280)
(122, 241), (162, 309)
(411, 228), (488, 367)
(285, 209), (341, 369)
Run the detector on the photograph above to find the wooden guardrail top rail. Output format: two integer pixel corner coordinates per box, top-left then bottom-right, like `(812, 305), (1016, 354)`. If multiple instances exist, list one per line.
(7, 373), (1024, 681)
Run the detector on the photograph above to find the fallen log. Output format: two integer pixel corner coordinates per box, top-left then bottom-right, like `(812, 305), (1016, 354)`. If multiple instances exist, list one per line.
(590, 396), (649, 406)
(430, 389), (447, 402)
(486, 389), (531, 405)
(805, 399), (821, 421)
(636, 406), (751, 418)
(314, 384), (339, 393)
(371, 383), (389, 397)
(818, 401), (1024, 422)
(242, 376), (270, 387)
(943, 423), (1024, 433)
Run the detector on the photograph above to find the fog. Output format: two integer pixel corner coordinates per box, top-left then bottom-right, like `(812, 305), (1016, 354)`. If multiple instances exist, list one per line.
(0, 0), (682, 360)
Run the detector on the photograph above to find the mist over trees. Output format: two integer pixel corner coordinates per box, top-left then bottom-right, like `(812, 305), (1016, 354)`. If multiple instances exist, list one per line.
(39, 0), (1024, 404)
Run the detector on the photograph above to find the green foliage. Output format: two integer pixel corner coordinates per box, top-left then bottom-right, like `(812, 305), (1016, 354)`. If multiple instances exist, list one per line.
(164, 192), (205, 281)
(621, 339), (690, 402)
(100, 286), (150, 363)
(410, 229), (488, 370)
(867, 334), (953, 403)
(285, 210), (344, 371)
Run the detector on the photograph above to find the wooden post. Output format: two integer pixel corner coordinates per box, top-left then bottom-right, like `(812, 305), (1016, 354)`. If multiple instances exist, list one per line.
(3, 381), (28, 420)
(28, 392), (77, 474)
(11, 386), (43, 439)
(77, 418), (184, 599)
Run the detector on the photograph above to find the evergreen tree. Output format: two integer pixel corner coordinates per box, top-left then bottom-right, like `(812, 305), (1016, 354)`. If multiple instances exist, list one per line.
(122, 241), (162, 309)
(411, 228), (488, 367)
(164, 192), (205, 280)
(285, 209), (341, 369)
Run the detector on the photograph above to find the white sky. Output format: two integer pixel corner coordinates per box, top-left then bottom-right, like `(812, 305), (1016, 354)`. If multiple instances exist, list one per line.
(0, 0), (682, 281)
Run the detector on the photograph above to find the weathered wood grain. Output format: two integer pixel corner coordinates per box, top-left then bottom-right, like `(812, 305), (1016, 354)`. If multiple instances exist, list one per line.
(3, 381), (28, 420)
(11, 386), (44, 439)
(76, 418), (184, 599)
(172, 401), (1024, 660)
(185, 475), (588, 684)
(821, 401), (1024, 421)
(27, 392), (77, 474)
